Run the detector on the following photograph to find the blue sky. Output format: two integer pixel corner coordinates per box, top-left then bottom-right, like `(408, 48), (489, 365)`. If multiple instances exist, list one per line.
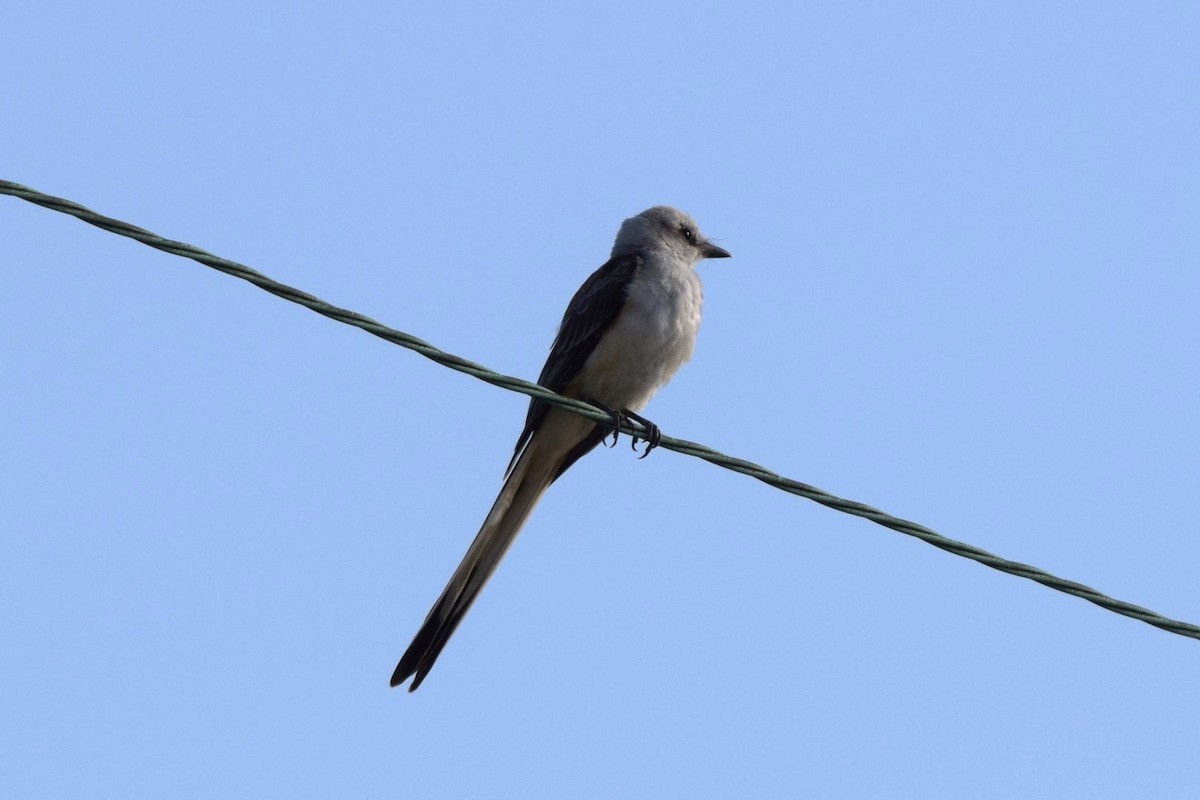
(3, 3), (1198, 797)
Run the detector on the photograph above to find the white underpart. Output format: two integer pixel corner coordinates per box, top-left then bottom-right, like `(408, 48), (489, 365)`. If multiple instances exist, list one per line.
(575, 254), (703, 413)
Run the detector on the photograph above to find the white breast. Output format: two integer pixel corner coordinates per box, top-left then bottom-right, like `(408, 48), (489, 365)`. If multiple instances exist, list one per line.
(576, 261), (703, 412)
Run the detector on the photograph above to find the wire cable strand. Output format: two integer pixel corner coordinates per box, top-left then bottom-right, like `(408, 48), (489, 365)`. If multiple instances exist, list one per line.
(4, 179), (1197, 643)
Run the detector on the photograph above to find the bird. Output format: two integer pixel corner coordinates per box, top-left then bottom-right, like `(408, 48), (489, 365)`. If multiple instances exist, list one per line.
(391, 206), (730, 691)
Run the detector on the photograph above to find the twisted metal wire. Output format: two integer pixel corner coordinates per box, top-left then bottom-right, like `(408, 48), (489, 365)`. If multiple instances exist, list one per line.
(4, 179), (1196, 642)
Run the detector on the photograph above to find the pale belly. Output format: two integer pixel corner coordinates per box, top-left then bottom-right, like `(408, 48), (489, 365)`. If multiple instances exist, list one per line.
(574, 270), (703, 412)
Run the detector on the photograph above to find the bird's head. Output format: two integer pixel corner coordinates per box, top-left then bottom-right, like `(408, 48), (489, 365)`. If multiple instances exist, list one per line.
(612, 206), (731, 265)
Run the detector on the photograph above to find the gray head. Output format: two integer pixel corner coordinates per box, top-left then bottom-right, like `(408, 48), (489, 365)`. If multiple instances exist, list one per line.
(611, 206), (731, 264)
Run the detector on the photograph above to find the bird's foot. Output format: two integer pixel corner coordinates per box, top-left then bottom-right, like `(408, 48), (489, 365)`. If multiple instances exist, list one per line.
(582, 400), (660, 456)
(584, 398), (626, 448)
(621, 409), (661, 458)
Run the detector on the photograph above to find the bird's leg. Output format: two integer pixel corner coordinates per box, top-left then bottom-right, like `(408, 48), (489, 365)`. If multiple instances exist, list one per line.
(621, 409), (661, 458)
(583, 397), (626, 448)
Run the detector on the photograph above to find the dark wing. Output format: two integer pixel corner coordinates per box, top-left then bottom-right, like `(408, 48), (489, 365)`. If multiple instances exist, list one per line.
(505, 253), (642, 476)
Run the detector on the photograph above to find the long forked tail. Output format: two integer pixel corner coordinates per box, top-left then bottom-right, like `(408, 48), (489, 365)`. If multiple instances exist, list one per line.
(390, 437), (562, 691)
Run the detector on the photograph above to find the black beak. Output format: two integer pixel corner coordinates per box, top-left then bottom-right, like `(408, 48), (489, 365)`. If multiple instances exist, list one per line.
(700, 241), (731, 259)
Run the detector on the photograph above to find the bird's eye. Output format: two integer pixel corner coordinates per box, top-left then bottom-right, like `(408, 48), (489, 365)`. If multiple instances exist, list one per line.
(680, 226), (694, 241)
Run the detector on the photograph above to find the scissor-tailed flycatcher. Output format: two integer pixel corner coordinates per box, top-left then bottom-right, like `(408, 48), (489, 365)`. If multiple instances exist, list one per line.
(391, 206), (730, 691)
